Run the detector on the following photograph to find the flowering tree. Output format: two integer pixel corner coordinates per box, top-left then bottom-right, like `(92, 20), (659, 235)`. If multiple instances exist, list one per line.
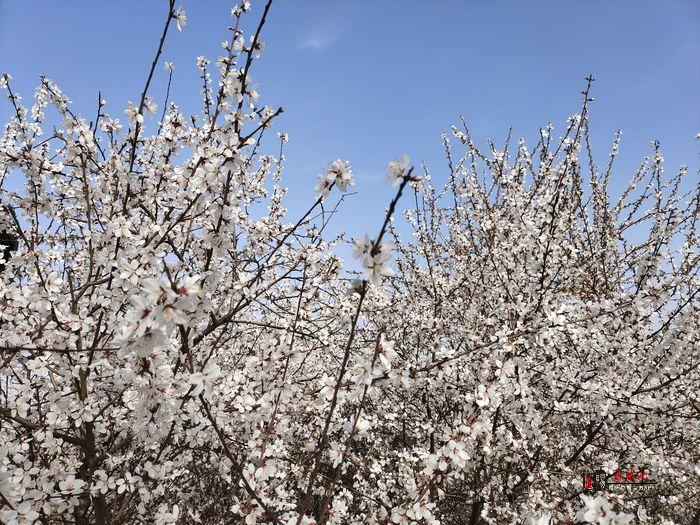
(1, 1), (698, 524)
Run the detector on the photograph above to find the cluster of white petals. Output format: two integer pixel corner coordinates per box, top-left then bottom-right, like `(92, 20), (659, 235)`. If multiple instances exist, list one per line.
(314, 158), (354, 199)
(527, 495), (635, 525)
(575, 494), (634, 524)
(353, 234), (395, 285)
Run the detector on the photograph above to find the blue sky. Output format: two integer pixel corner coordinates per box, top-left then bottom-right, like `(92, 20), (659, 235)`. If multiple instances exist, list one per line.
(1, 0), (698, 241)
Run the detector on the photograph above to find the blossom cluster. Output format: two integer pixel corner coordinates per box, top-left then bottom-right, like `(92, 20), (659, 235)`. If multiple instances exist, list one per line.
(314, 159), (354, 199)
(353, 234), (395, 285)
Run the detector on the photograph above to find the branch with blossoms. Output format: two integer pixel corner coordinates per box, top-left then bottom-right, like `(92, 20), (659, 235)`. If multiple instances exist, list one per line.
(297, 159), (419, 519)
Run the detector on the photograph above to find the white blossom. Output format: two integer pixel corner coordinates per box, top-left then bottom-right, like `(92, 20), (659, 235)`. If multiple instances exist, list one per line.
(124, 101), (143, 126)
(189, 360), (222, 397)
(315, 158), (354, 198)
(59, 474), (86, 495)
(175, 7), (187, 31)
(387, 153), (410, 187)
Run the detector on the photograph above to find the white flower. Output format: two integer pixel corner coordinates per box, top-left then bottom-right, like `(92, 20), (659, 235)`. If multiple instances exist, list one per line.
(390, 509), (409, 525)
(526, 515), (551, 525)
(115, 472), (140, 494)
(132, 326), (169, 357)
(233, 37), (245, 53)
(142, 278), (177, 303)
(353, 235), (395, 285)
(355, 417), (371, 435)
(406, 500), (435, 521)
(610, 514), (634, 525)
(124, 101), (143, 126)
(352, 234), (373, 261)
(164, 61), (174, 72)
(387, 154), (410, 187)
(144, 96), (157, 115)
(445, 439), (470, 469)
(575, 494), (635, 524)
(315, 159), (354, 198)
(277, 131), (289, 142)
(189, 360), (222, 397)
(637, 506), (648, 522)
(2, 501), (40, 524)
(367, 241), (395, 284)
(328, 441), (343, 467)
(123, 295), (152, 332)
(328, 159), (354, 192)
(314, 172), (333, 199)
(362, 254), (394, 284)
(475, 384), (489, 407)
(175, 7), (187, 31)
(178, 274), (202, 298)
(378, 336), (398, 372)
(155, 505), (180, 525)
(251, 35), (266, 58)
(59, 474), (86, 495)
(91, 470), (114, 495)
(113, 217), (131, 238)
(286, 516), (316, 525)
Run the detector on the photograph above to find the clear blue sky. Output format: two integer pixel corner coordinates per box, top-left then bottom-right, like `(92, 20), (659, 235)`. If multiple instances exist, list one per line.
(1, 1), (698, 240)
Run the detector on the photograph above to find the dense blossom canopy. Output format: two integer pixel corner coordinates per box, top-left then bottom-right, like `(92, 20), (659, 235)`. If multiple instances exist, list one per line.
(0, 2), (698, 524)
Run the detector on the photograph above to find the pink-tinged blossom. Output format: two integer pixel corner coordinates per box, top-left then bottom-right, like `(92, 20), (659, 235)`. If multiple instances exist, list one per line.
(59, 474), (86, 495)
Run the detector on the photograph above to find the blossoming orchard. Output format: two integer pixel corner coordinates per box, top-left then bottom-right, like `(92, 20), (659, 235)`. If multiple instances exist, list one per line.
(1, 2), (698, 524)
